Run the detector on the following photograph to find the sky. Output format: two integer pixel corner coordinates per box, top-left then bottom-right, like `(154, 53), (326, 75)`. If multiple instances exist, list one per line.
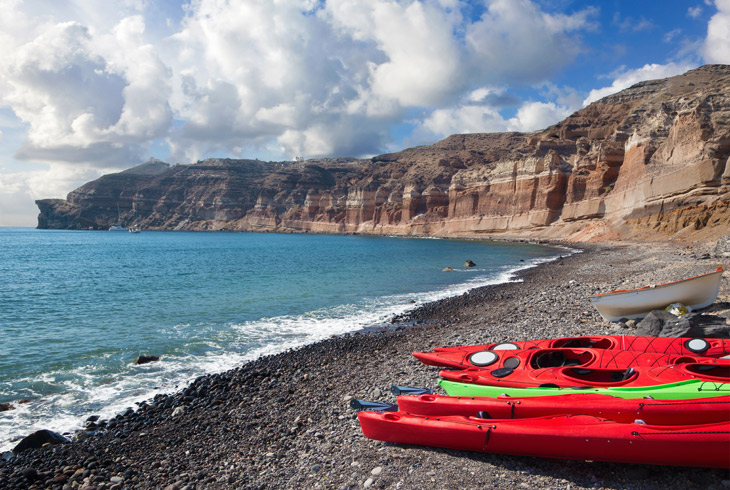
(1, 0), (729, 227)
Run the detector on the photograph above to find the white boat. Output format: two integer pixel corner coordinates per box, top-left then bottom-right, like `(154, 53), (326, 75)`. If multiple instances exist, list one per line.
(128, 226), (141, 233)
(589, 267), (724, 321)
(109, 203), (127, 231)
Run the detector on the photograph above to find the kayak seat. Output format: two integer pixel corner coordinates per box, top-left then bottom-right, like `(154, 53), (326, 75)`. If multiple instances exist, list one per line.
(534, 351), (567, 368)
(611, 368), (635, 382)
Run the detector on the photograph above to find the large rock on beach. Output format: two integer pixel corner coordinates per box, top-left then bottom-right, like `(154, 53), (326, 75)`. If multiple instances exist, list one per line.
(635, 310), (730, 337)
(12, 430), (69, 454)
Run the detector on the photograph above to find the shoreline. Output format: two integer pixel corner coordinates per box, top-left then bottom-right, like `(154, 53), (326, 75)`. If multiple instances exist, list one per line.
(0, 237), (566, 454)
(2, 240), (729, 489)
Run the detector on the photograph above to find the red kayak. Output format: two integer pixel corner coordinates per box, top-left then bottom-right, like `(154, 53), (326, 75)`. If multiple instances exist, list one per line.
(438, 362), (730, 389)
(357, 411), (730, 468)
(413, 346), (722, 370)
(396, 393), (730, 425)
(432, 335), (730, 358)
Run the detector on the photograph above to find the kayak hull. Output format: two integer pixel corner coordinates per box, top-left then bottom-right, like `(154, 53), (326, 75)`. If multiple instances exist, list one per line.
(432, 335), (730, 358)
(358, 411), (730, 468)
(438, 363), (730, 389)
(396, 393), (730, 425)
(589, 268), (723, 321)
(414, 346), (721, 370)
(439, 378), (730, 399)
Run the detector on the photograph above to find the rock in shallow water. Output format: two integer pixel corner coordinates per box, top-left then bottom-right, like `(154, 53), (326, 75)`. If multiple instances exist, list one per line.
(135, 355), (160, 365)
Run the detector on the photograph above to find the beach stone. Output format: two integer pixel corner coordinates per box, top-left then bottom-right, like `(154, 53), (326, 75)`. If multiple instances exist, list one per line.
(364, 477), (374, 488)
(0, 403), (12, 411)
(660, 314), (730, 338)
(13, 429), (69, 453)
(634, 310), (676, 336)
(371, 466), (382, 476)
(637, 311), (730, 338)
(21, 467), (38, 481)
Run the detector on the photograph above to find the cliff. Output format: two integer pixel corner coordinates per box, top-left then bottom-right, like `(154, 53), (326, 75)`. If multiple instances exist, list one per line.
(36, 65), (730, 242)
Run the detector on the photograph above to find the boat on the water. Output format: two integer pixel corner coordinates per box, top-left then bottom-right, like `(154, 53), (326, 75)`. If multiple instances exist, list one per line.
(413, 346), (721, 370)
(357, 411), (730, 468)
(128, 225), (141, 233)
(589, 267), (724, 321)
(393, 392), (730, 425)
(439, 377), (730, 399)
(108, 203), (128, 232)
(438, 362), (730, 389)
(431, 334), (730, 358)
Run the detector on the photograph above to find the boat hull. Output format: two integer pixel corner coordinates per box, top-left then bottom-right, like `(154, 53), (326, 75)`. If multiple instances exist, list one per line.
(414, 346), (720, 370)
(439, 378), (730, 399)
(396, 393), (730, 425)
(438, 362), (730, 389)
(589, 268), (723, 321)
(432, 335), (730, 358)
(357, 411), (730, 468)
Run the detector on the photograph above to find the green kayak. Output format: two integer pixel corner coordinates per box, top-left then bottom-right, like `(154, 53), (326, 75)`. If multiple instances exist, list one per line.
(439, 378), (730, 400)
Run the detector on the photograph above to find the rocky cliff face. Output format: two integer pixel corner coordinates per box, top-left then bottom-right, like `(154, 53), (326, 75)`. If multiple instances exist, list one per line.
(36, 65), (730, 242)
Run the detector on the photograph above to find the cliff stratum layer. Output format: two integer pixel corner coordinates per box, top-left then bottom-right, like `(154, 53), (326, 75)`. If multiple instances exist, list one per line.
(36, 65), (730, 242)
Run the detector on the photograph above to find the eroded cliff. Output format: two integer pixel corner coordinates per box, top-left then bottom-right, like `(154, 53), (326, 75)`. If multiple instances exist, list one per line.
(36, 65), (730, 242)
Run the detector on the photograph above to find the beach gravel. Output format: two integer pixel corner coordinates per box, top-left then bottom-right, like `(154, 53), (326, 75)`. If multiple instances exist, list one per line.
(1, 241), (729, 489)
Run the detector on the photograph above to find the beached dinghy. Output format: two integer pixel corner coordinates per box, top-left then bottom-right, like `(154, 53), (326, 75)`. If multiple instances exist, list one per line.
(431, 334), (730, 358)
(439, 377), (730, 399)
(413, 346), (721, 370)
(589, 267), (723, 321)
(393, 392), (730, 425)
(357, 411), (730, 468)
(438, 362), (730, 390)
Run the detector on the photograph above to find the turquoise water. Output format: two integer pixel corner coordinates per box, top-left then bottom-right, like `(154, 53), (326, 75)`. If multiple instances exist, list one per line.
(0, 228), (563, 450)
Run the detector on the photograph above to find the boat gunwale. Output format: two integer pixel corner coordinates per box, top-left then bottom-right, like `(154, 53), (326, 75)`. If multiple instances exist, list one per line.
(588, 267), (723, 299)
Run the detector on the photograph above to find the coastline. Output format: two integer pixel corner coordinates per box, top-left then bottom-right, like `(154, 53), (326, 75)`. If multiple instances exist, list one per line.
(2, 240), (729, 489)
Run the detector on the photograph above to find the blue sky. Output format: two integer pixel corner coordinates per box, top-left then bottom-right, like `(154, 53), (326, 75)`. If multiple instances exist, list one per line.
(1, 0), (728, 226)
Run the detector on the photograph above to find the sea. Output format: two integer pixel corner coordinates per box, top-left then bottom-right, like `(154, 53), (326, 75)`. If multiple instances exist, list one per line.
(0, 228), (566, 452)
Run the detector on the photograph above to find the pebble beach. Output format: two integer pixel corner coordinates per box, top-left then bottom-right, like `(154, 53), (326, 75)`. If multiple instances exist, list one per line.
(2, 240), (729, 490)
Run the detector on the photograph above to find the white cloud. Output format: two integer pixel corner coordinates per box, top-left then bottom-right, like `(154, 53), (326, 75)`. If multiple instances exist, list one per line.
(0, 14), (172, 167)
(422, 104), (509, 137)
(165, 0), (596, 160)
(0, 164), (107, 227)
(507, 101), (572, 132)
(0, 0), (598, 168)
(688, 6), (703, 18)
(583, 62), (698, 106)
(465, 0), (596, 85)
(418, 91), (575, 140)
(703, 0), (730, 63)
